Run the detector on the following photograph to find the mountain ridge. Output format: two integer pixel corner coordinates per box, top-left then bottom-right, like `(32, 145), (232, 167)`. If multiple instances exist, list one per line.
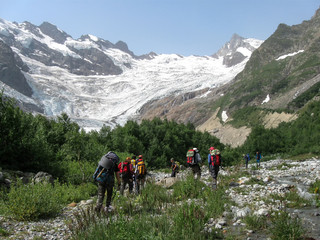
(0, 17), (262, 131)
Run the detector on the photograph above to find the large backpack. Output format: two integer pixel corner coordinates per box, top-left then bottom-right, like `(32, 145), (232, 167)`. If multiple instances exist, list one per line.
(175, 162), (180, 172)
(210, 149), (221, 167)
(121, 162), (132, 177)
(137, 160), (146, 176)
(93, 151), (119, 183)
(186, 149), (195, 164)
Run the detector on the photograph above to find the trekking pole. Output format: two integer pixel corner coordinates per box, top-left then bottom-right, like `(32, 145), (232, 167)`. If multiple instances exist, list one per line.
(97, 168), (105, 178)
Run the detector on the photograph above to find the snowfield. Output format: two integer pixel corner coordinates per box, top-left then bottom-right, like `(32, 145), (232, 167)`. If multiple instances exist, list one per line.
(0, 18), (263, 131)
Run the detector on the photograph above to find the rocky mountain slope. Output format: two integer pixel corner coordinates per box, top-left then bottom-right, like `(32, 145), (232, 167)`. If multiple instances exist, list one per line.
(137, 7), (320, 146)
(0, 17), (262, 131)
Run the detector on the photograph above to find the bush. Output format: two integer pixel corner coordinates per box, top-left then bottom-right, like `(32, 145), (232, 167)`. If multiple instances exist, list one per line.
(55, 182), (97, 204)
(270, 211), (305, 240)
(6, 180), (63, 220)
(55, 160), (96, 185)
(4, 180), (97, 221)
(309, 179), (320, 207)
(172, 174), (207, 201)
(244, 214), (268, 231)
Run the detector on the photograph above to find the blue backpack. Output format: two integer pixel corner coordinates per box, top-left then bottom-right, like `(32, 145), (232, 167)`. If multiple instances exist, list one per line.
(93, 151), (119, 184)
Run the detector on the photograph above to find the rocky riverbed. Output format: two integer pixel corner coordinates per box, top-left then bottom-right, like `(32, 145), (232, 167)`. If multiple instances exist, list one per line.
(1, 158), (319, 240)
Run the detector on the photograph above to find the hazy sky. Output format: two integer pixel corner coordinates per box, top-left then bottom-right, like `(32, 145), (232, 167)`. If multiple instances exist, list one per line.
(0, 0), (319, 56)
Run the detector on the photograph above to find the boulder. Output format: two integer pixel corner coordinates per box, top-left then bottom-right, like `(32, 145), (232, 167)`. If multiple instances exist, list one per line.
(155, 177), (178, 188)
(33, 172), (54, 184)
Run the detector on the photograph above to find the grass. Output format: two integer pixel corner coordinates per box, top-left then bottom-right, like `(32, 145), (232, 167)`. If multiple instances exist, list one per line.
(1, 180), (97, 221)
(309, 179), (320, 207)
(270, 188), (312, 208)
(69, 175), (227, 240)
(270, 210), (305, 240)
(244, 214), (268, 231)
(0, 226), (10, 237)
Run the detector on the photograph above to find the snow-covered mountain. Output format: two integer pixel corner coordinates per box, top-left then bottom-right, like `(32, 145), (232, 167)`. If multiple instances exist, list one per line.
(0, 18), (263, 131)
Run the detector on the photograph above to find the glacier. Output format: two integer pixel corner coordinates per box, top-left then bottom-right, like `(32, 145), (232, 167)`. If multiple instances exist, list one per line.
(0, 18), (263, 131)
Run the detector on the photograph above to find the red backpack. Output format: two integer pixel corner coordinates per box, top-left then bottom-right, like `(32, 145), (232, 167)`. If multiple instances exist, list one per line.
(121, 162), (132, 176)
(186, 149), (195, 164)
(210, 149), (221, 166)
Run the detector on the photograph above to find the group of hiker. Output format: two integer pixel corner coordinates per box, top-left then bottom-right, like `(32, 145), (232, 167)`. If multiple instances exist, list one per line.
(92, 152), (147, 212)
(92, 146), (223, 212)
(243, 151), (262, 169)
(92, 147), (264, 212)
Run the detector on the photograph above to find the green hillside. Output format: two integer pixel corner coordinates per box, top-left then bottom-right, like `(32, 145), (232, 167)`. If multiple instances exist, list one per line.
(212, 8), (320, 126)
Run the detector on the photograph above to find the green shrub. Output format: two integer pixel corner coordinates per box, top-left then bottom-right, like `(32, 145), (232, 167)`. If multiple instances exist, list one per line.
(55, 182), (97, 204)
(0, 226), (10, 237)
(202, 186), (227, 218)
(6, 180), (63, 220)
(4, 180), (97, 221)
(309, 179), (320, 207)
(270, 188), (311, 208)
(139, 182), (171, 212)
(172, 174), (207, 201)
(270, 211), (305, 240)
(244, 214), (268, 230)
(55, 160), (96, 185)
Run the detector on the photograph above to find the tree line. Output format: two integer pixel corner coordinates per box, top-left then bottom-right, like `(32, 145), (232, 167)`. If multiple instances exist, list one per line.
(2, 90), (320, 182)
(0, 92), (227, 180)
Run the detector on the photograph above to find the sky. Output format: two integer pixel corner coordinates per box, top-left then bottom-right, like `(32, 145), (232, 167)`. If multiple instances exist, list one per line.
(0, 0), (319, 56)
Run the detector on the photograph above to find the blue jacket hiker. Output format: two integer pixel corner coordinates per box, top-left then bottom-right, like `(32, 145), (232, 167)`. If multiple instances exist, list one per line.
(244, 153), (250, 169)
(256, 151), (261, 167)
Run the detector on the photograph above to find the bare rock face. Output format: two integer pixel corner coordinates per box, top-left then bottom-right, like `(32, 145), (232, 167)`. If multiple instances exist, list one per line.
(0, 41), (33, 96)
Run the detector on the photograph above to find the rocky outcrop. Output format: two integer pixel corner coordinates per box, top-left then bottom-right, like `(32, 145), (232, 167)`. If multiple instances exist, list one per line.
(0, 40), (33, 96)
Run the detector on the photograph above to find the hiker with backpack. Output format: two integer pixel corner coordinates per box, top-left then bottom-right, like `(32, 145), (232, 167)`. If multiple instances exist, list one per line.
(170, 158), (178, 177)
(135, 155), (147, 194)
(244, 153), (250, 169)
(93, 151), (121, 213)
(120, 157), (134, 195)
(186, 147), (202, 179)
(208, 147), (222, 189)
(131, 155), (137, 190)
(256, 151), (262, 168)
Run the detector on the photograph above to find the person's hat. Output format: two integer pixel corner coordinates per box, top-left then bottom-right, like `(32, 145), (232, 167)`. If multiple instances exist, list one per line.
(138, 155), (143, 158)
(209, 147), (215, 150)
(170, 158), (174, 161)
(193, 147), (197, 151)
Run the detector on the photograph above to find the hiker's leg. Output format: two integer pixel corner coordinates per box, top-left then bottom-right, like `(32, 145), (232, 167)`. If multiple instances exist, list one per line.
(136, 178), (140, 194)
(141, 177), (145, 191)
(95, 183), (106, 211)
(196, 164), (201, 179)
(210, 167), (217, 189)
(106, 183), (114, 207)
(128, 178), (133, 193)
(120, 178), (125, 195)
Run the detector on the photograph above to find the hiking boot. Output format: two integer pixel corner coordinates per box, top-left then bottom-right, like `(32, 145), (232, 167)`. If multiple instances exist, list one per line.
(103, 206), (113, 213)
(94, 205), (101, 212)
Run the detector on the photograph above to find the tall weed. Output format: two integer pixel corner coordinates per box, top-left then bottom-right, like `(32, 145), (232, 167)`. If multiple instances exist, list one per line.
(270, 210), (305, 240)
(172, 174), (206, 201)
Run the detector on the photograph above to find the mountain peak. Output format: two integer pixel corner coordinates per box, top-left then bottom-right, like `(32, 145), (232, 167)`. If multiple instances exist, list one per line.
(212, 34), (262, 67)
(39, 22), (70, 44)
